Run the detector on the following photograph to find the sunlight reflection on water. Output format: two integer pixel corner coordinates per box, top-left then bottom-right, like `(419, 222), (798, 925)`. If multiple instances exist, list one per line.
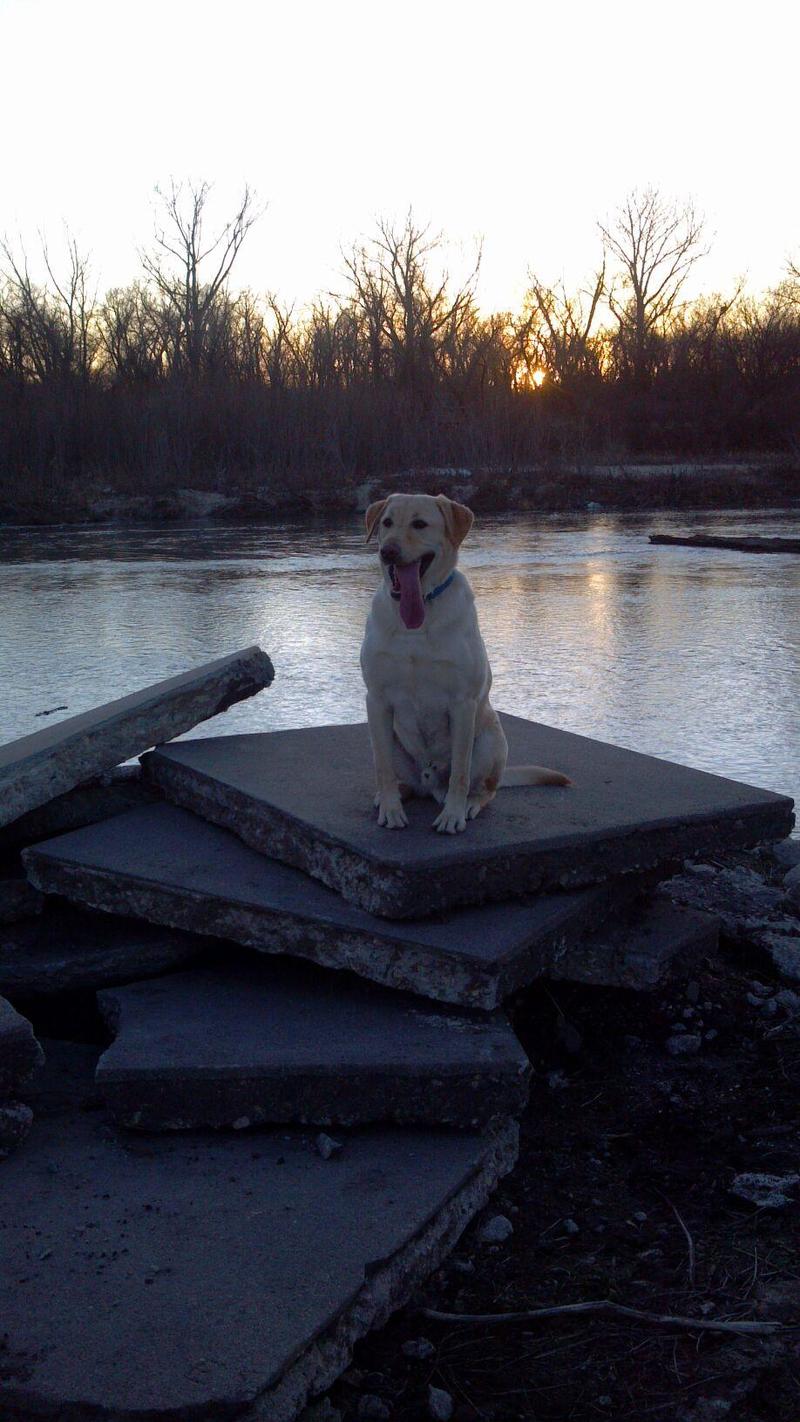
(1, 507), (799, 805)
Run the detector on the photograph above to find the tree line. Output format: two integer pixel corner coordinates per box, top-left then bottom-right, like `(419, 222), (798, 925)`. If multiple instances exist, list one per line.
(1, 182), (799, 500)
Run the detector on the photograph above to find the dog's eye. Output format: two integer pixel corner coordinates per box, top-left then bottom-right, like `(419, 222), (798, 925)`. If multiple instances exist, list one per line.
(411, 519), (428, 529)
(382, 517), (393, 527)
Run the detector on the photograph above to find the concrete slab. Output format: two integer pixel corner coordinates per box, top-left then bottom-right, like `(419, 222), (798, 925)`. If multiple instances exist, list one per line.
(0, 645), (273, 830)
(548, 900), (720, 990)
(0, 904), (202, 997)
(24, 804), (640, 1009)
(0, 765), (161, 852)
(0, 994), (44, 1094)
(141, 717), (793, 918)
(0, 1071), (517, 1422)
(95, 962), (529, 1130)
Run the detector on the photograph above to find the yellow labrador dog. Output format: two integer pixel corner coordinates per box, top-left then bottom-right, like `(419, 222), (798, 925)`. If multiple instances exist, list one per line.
(360, 492), (570, 834)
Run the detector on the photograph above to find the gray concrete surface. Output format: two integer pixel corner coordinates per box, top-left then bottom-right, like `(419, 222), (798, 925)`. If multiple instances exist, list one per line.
(0, 1047), (518, 1422)
(548, 899), (720, 989)
(96, 962), (529, 1130)
(141, 717), (793, 917)
(0, 993), (44, 1094)
(0, 765), (160, 852)
(0, 904), (203, 996)
(0, 645), (273, 829)
(24, 803), (640, 1008)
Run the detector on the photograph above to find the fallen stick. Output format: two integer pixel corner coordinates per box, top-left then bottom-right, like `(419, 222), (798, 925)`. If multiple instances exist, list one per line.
(422, 1299), (787, 1336)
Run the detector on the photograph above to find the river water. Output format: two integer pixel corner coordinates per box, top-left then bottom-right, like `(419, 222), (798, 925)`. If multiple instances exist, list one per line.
(2, 507), (799, 809)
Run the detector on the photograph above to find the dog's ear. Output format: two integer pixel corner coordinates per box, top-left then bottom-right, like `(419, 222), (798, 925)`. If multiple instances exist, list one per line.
(436, 494), (474, 548)
(365, 498), (389, 542)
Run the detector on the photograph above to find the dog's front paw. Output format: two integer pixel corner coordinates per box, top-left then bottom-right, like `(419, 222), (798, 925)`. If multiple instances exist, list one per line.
(376, 794), (408, 829)
(433, 799), (468, 834)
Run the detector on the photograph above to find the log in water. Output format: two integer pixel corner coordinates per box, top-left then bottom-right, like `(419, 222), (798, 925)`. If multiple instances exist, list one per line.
(650, 533), (800, 554)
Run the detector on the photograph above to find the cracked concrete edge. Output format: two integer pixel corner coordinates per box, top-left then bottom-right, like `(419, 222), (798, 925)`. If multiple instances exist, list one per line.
(23, 857), (501, 1011)
(0, 647), (274, 829)
(141, 750), (794, 918)
(239, 1119), (520, 1422)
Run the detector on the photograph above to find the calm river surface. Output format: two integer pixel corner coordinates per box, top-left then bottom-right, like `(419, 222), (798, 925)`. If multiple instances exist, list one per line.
(2, 507), (799, 809)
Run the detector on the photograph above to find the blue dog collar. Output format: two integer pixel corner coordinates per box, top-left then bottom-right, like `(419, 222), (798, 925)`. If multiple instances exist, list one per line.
(424, 571), (456, 602)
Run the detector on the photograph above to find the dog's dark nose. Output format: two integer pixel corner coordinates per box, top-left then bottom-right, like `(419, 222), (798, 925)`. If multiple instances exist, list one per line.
(380, 542), (401, 563)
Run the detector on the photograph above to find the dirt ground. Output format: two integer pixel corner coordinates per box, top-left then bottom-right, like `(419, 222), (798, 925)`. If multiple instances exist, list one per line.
(329, 941), (800, 1422)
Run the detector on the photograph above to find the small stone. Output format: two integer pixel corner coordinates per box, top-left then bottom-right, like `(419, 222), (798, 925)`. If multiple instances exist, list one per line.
(428, 1385), (454, 1420)
(783, 864), (800, 904)
(0, 1101), (34, 1155)
(633, 1210), (648, 1222)
(770, 838), (800, 870)
(232, 1117), (251, 1130)
(704, 1028), (718, 1042)
(546, 1070), (568, 1089)
(670, 1022), (687, 1033)
(315, 1133), (343, 1160)
(666, 1033), (702, 1056)
(749, 981), (772, 997)
(624, 1035), (644, 1049)
(730, 1171), (800, 1209)
(358, 1396), (391, 1420)
(479, 1214), (514, 1244)
(682, 1007), (695, 1019)
(563, 1218), (580, 1234)
(402, 1337), (435, 1360)
(451, 1258), (475, 1274)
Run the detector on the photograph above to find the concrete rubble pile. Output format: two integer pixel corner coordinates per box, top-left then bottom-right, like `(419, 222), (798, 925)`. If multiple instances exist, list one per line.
(0, 646), (794, 1422)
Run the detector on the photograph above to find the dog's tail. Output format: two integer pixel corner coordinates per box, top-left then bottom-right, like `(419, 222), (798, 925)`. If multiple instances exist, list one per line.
(500, 765), (572, 788)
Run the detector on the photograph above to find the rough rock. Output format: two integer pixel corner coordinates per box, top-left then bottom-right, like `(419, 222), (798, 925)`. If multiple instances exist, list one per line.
(783, 863), (800, 906)
(549, 899), (719, 989)
(428, 1385), (454, 1420)
(662, 861), (800, 978)
(479, 1213), (514, 1244)
(23, 802), (644, 1009)
(0, 1100), (33, 1155)
(0, 645), (273, 829)
(141, 716), (792, 918)
(769, 838), (800, 870)
(0, 878), (43, 924)
(730, 1172), (800, 1209)
(0, 904), (203, 996)
(665, 1033), (703, 1057)
(0, 765), (160, 852)
(0, 1079), (518, 1422)
(0, 994), (44, 1094)
(95, 963), (529, 1130)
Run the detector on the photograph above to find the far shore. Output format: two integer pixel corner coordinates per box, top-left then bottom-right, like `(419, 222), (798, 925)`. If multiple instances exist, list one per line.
(0, 456), (797, 529)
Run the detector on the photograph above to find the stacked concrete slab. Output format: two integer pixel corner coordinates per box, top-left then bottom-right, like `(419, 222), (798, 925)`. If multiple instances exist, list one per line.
(3, 663), (796, 1422)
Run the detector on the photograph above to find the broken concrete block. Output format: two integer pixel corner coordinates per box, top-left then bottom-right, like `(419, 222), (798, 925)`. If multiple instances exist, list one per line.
(95, 963), (529, 1130)
(0, 904), (203, 997)
(141, 716), (793, 918)
(0, 1078), (517, 1422)
(0, 645), (273, 830)
(0, 994), (44, 1094)
(0, 878), (43, 924)
(24, 803), (640, 1009)
(549, 900), (720, 990)
(0, 765), (161, 853)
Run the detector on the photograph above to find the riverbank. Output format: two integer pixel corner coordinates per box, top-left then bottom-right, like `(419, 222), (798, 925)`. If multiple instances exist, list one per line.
(1, 457), (797, 526)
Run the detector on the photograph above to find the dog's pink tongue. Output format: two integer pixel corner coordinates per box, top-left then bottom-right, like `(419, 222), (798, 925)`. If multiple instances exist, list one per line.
(396, 560), (425, 629)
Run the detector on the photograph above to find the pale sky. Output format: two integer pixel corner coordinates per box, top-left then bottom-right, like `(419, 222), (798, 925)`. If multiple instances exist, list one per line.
(2, 0), (798, 315)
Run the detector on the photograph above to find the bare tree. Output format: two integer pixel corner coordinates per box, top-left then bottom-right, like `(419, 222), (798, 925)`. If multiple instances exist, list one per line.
(141, 180), (261, 379)
(600, 189), (706, 389)
(343, 213), (481, 396)
(0, 232), (96, 381)
(518, 265), (606, 387)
